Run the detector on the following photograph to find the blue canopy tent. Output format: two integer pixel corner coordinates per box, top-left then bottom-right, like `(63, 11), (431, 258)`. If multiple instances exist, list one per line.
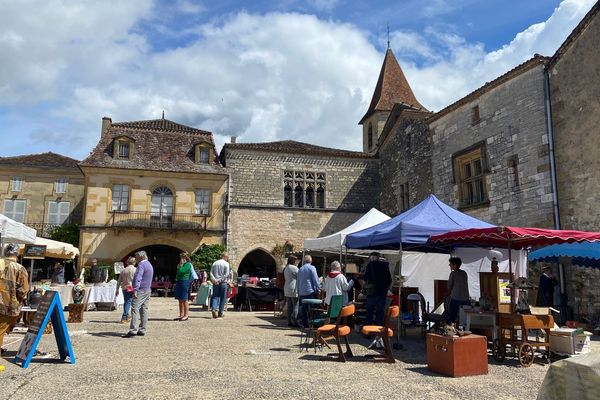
(529, 242), (600, 267)
(345, 194), (494, 251)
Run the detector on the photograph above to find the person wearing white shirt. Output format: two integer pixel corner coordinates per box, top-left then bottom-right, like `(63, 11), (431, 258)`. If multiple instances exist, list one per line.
(323, 261), (354, 306)
(283, 255), (299, 327)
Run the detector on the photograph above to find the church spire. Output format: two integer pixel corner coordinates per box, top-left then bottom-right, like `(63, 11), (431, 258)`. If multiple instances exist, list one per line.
(359, 48), (426, 125)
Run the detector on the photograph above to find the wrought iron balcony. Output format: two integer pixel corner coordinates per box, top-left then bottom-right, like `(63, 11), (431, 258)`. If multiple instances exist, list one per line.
(27, 223), (62, 238)
(108, 211), (208, 231)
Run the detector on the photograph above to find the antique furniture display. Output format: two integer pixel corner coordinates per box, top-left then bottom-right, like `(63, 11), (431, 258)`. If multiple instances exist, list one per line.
(426, 333), (488, 377)
(492, 313), (553, 367)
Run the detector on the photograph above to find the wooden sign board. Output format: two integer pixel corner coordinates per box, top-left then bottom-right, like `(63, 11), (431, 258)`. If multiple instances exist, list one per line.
(14, 291), (75, 368)
(23, 244), (47, 260)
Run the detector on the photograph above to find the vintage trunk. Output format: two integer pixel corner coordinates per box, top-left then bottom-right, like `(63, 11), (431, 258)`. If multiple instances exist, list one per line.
(426, 333), (488, 377)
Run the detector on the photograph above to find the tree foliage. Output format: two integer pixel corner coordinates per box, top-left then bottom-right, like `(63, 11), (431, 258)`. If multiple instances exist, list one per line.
(50, 224), (80, 247)
(191, 243), (226, 271)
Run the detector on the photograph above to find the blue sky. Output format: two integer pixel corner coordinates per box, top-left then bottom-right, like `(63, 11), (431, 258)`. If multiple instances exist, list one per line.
(0, 0), (596, 159)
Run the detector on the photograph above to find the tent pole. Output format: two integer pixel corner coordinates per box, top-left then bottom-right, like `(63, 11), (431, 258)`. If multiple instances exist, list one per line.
(508, 242), (514, 313)
(29, 259), (35, 291)
(394, 242), (403, 350)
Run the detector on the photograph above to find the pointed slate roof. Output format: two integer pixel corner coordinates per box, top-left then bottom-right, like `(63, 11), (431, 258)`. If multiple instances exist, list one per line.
(0, 152), (79, 169)
(359, 49), (426, 124)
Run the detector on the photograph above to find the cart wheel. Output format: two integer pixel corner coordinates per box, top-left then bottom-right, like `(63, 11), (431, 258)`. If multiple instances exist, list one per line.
(492, 339), (505, 362)
(518, 343), (535, 367)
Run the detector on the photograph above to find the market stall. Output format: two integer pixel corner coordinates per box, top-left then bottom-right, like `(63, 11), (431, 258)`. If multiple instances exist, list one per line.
(0, 213), (36, 245)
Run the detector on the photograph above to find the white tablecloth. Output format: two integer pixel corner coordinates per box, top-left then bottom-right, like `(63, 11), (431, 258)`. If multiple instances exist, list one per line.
(47, 284), (124, 307)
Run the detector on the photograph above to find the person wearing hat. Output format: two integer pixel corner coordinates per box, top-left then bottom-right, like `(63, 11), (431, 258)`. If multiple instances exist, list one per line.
(536, 266), (558, 307)
(0, 243), (29, 355)
(363, 251), (391, 326)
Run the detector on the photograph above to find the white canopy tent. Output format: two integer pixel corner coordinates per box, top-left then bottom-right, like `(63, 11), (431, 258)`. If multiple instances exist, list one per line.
(303, 208), (390, 253)
(19, 237), (80, 260)
(0, 213), (36, 246)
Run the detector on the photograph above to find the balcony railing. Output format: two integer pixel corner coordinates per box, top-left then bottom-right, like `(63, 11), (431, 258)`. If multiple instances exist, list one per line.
(27, 223), (62, 238)
(109, 211), (208, 231)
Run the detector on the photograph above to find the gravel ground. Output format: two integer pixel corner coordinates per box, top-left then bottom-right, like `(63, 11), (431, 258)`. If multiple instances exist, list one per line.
(1, 298), (598, 400)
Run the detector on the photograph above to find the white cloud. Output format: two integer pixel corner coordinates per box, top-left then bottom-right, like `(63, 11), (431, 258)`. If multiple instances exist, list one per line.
(0, 0), (596, 159)
(397, 0), (596, 112)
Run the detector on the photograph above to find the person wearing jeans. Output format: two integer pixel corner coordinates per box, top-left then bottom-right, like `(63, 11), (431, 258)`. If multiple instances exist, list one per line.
(210, 252), (231, 319)
(116, 257), (136, 323)
(363, 252), (391, 326)
(123, 251), (154, 338)
(296, 255), (321, 328)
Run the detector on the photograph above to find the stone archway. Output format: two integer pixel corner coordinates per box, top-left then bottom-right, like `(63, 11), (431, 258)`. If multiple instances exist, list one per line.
(122, 244), (184, 281)
(237, 248), (277, 279)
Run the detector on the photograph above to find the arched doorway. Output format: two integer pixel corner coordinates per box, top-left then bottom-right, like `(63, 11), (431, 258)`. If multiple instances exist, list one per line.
(124, 244), (183, 281)
(238, 249), (277, 279)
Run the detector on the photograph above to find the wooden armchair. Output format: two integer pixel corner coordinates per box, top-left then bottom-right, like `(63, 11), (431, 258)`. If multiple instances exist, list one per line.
(361, 305), (399, 363)
(316, 304), (355, 362)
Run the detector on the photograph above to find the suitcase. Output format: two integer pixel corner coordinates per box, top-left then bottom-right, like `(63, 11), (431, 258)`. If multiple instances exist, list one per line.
(427, 333), (488, 377)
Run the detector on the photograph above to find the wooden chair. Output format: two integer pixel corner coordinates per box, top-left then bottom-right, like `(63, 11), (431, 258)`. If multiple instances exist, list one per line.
(316, 304), (355, 362)
(314, 295), (345, 349)
(361, 305), (399, 363)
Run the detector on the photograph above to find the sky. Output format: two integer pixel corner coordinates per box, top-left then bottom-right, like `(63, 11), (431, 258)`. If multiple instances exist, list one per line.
(0, 0), (596, 160)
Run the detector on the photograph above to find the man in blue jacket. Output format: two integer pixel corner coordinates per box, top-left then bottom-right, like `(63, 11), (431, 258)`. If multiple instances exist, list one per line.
(296, 255), (320, 328)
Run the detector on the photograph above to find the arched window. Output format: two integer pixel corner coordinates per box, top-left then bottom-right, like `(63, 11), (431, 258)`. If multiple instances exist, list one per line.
(294, 183), (304, 208)
(151, 186), (173, 227)
(368, 123), (373, 149)
(305, 184), (315, 208)
(283, 182), (293, 207)
(316, 184), (325, 208)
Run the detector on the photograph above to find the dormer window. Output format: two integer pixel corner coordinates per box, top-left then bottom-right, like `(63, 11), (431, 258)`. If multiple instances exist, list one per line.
(194, 144), (211, 164)
(113, 136), (134, 159)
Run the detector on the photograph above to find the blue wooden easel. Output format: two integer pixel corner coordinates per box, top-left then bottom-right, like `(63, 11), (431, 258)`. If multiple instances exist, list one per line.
(13, 290), (75, 368)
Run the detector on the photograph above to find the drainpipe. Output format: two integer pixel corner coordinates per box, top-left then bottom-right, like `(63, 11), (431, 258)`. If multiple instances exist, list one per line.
(543, 68), (560, 230)
(544, 66), (566, 322)
(224, 174), (231, 248)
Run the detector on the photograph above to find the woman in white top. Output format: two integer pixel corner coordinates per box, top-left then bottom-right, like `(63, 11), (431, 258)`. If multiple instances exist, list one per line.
(323, 261), (354, 306)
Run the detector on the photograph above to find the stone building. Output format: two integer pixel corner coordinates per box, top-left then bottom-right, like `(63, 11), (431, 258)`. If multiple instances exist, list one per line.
(428, 56), (554, 228)
(78, 117), (228, 278)
(0, 152), (84, 237)
(548, 1), (600, 232)
(220, 140), (379, 276)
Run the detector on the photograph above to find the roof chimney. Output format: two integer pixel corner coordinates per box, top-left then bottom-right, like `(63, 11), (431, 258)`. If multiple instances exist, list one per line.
(231, 136), (237, 144)
(101, 117), (112, 136)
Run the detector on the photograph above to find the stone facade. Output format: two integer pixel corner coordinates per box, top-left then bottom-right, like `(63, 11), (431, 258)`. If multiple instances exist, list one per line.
(548, 3), (600, 232)
(222, 144), (380, 269)
(378, 109), (432, 216)
(429, 60), (554, 227)
(0, 153), (84, 237)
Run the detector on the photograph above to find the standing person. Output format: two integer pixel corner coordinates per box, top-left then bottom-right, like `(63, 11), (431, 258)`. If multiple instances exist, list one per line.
(90, 258), (103, 283)
(296, 255), (320, 329)
(209, 252), (231, 319)
(116, 257), (136, 324)
(537, 265), (558, 307)
(447, 257), (470, 325)
(323, 261), (354, 306)
(363, 252), (391, 326)
(174, 252), (193, 321)
(283, 255), (299, 327)
(0, 243), (29, 355)
(51, 262), (65, 284)
(123, 251), (154, 338)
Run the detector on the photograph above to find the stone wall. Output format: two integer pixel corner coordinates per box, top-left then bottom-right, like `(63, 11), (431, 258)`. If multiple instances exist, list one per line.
(362, 112), (390, 152)
(227, 207), (363, 271)
(379, 116), (433, 216)
(430, 64), (554, 227)
(549, 8), (600, 231)
(224, 150), (380, 210)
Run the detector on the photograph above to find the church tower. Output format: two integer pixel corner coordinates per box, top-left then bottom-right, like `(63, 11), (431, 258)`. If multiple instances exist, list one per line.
(359, 48), (426, 153)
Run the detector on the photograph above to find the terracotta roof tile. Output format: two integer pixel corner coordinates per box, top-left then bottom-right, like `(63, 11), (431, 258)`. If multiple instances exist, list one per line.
(221, 140), (372, 159)
(359, 49), (426, 124)
(80, 118), (226, 174)
(0, 152), (79, 169)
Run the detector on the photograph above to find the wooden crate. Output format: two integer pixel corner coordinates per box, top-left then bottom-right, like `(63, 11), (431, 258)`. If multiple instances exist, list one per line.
(427, 333), (488, 377)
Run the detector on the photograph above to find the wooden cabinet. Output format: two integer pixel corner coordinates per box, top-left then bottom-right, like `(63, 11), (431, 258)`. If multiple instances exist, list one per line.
(479, 272), (513, 313)
(434, 279), (448, 307)
(427, 333), (488, 377)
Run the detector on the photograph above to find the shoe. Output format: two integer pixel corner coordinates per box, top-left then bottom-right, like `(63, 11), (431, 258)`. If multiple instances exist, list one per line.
(137, 331), (145, 336)
(211, 311), (217, 319)
(120, 319), (129, 324)
(179, 317), (189, 321)
(217, 313), (224, 318)
(122, 332), (137, 338)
